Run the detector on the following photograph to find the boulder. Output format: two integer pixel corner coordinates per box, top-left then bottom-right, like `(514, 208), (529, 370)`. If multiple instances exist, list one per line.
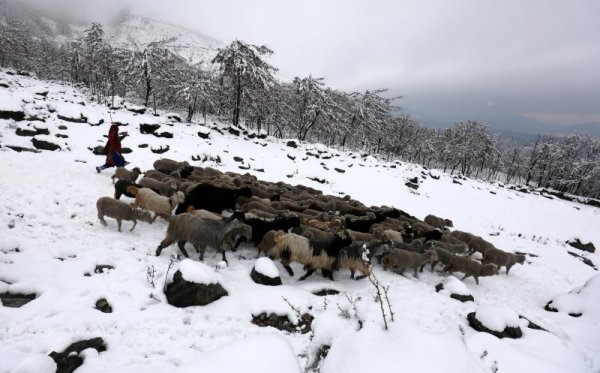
(139, 123), (161, 134)
(0, 292), (37, 308)
(95, 298), (112, 313)
(252, 312), (313, 334)
(165, 269), (228, 308)
(49, 337), (106, 373)
(32, 137), (61, 151)
(467, 308), (522, 339)
(567, 239), (596, 253)
(250, 258), (282, 286)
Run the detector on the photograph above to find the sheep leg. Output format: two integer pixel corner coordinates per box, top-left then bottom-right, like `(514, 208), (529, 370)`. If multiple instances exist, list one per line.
(98, 214), (107, 226)
(413, 266), (419, 279)
(221, 250), (228, 264)
(474, 276), (480, 285)
(117, 219), (122, 233)
(283, 265), (294, 276)
(506, 264), (512, 274)
(177, 241), (190, 258)
(156, 238), (174, 256)
(321, 269), (334, 281)
(350, 269), (355, 279)
(299, 268), (316, 281)
(130, 220), (137, 232)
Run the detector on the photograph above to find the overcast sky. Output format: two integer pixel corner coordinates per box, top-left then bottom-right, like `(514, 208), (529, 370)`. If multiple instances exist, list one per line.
(18, 0), (600, 129)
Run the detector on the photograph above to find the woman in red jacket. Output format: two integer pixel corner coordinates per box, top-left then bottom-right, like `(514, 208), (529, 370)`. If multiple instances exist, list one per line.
(96, 124), (125, 173)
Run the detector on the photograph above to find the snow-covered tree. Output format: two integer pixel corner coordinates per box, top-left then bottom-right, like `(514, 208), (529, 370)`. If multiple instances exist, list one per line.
(212, 40), (277, 126)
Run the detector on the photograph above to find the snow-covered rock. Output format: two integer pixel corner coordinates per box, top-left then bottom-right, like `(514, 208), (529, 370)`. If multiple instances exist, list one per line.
(545, 273), (600, 318)
(251, 257), (282, 286)
(468, 306), (523, 339)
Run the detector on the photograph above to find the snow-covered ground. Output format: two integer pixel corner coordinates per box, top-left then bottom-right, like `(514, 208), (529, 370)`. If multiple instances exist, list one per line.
(1, 69), (599, 372)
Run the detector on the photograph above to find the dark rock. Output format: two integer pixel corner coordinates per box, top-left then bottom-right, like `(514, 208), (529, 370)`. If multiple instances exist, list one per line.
(453, 179), (463, 185)
(139, 123), (161, 134)
(87, 118), (104, 127)
(0, 81), (9, 88)
(334, 168), (345, 173)
(467, 312), (522, 339)
(49, 337), (106, 373)
(238, 164), (251, 170)
(569, 312), (582, 318)
(405, 182), (419, 190)
(409, 177), (419, 183)
(233, 156), (244, 163)
(429, 172), (440, 180)
(308, 177), (328, 184)
(286, 140), (298, 148)
(95, 298), (112, 313)
(6, 145), (40, 153)
(567, 251), (597, 269)
(126, 106), (146, 114)
(120, 147), (132, 154)
(312, 289), (340, 296)
(58, 125), (68, 130)
(32, 137), (60, 151)
(197, 131), (210, 139)
(434, 283), (444, 292)
(138, 144), (148, 148)
(153, 131), (173, 139)
(0, 292), (36, 308)
(254, 168), (265, 173)
(16, 127), (37, 136)
(151, 145), (170, 154)
(0, 109), (25, 121)
(567, 239), (596, 253)
(94, 264), (114, 274)
(165, 270), (228, 307)
(520, 316), (548, 332)
(228, 126), (241, 136)
(57, 114), (87, 123)
(306, 151), (320, 158)
(91, 146), (105, 155)
(56, 134), (68, 139)
(250, 267), (282, 286)
(544, 301), (558, 312)
(251, 312), (313, 334)
(450, 293), (475, 302)
(167, 113), (181, 122)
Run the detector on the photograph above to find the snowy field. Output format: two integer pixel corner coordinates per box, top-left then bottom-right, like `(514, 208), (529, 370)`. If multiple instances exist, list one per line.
(1, 70), (599, 373)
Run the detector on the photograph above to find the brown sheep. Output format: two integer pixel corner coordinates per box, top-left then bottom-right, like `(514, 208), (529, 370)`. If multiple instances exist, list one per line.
(482, 248), (526, 274)
(443, 256), (499, 285)
(450, 230), (478, 244)
(381, 249), (439, 278)
(467, 236), (496, 255)
(111, 167), (142, 185)
(241, 200), (281, 215)
(305, 217), (342, 231)
(424, 214), (454, 229)
(430, 247), (456, 271)
(433, 240), (469, 254)
(96, 196), (153, 232)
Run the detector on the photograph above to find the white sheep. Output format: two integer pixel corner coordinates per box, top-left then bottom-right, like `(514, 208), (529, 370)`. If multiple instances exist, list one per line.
(127, 186), (185, 222)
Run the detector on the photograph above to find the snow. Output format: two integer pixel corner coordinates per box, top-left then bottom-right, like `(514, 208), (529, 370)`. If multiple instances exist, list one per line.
(0, 90), (24, 112)
(8, 354), (56, 373)
(56, 102), (86, 121)
(177, 259), (222, 284)
(254, 257), (280, 278)
(550, 273), (600, 317)
(175, 335), (301, 373)
(442, 275), (472, 296)
(475, 306), (520, 332)
(0, 68), (599, 372)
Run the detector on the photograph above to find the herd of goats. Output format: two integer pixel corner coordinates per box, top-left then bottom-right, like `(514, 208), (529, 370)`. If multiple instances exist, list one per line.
(96, 158), (526, 284)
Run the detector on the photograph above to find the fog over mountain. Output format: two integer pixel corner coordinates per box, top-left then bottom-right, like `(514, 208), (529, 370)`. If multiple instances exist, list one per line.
(11, 0), (600, 136)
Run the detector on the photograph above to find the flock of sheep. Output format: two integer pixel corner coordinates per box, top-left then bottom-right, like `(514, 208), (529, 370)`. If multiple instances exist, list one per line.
(96, 158), (525, 284)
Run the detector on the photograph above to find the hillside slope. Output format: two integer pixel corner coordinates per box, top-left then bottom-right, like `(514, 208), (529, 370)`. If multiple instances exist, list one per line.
(1, 70), (599, 372)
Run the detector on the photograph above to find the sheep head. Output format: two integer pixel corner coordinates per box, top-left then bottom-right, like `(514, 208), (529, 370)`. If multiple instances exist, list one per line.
(133, 208), (153, 224)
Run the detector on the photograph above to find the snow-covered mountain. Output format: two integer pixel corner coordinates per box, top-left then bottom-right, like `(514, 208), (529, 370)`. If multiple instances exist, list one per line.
(0, 1), (222, 64)
(108, 15), (222, 64)
(1, 69), (600, 372)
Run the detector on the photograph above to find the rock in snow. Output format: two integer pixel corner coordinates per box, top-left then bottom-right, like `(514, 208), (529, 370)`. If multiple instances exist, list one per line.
(251, 257), (282, 286)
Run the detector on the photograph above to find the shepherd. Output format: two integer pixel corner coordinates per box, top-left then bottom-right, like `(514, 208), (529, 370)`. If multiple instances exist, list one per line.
(96, 123), (125, 173)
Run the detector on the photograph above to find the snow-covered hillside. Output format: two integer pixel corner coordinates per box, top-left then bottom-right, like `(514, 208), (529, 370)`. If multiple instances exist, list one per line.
(1, 69), (599, 373)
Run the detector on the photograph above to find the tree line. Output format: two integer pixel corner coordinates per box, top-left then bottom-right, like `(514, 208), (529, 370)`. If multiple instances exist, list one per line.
(2, 19), (599, 199)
